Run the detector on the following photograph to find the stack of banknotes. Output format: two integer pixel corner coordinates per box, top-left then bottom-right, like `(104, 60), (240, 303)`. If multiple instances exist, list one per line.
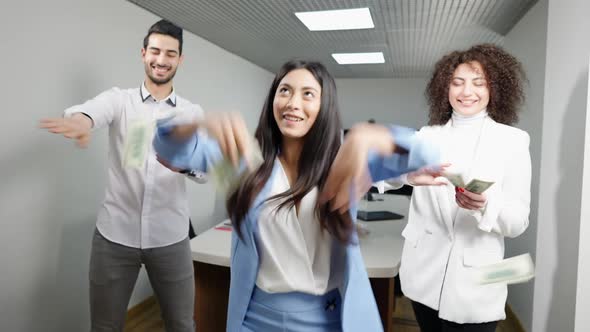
(442, 171), (495, 194)
(473, 253), (535, 285)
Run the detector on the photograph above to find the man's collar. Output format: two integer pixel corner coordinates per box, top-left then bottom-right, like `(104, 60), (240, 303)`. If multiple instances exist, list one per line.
(140, 82), (177, 107)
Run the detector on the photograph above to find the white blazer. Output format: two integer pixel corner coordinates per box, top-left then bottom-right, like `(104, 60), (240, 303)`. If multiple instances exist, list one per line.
(399, 116), (531, 324)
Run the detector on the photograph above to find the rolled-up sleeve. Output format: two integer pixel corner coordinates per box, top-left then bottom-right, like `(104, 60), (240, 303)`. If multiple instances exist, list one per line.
(153, 126), (223, 173)
(63, 87), (123, 130)
(368, 125), (440, 182)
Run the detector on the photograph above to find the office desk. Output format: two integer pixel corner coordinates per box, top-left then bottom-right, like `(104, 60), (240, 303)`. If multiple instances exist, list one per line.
(191, 194), (409, 331)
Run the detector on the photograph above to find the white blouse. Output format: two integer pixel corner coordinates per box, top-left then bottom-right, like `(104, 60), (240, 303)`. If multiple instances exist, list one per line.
(446, 110), (488, 220)
(255, 160), (340, 295)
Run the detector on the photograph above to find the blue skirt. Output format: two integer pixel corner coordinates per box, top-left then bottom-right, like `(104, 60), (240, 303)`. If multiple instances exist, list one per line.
(242, 287), (343, 332)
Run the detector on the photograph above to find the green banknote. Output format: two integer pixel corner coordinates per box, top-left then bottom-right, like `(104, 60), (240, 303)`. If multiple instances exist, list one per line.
(210, 139), (264, 194)
(473, 253), (535, 285)
(123, 119), (155, 169)
(442, 171), (466, 188)
(464, 179), (495, 194)
(442, 171), (495, 194)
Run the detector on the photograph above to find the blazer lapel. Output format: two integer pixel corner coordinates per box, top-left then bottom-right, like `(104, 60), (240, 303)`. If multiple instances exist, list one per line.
(247, 160), (281, 236)
(434, 121), (456, 236)
(466, 117), (496, 183)
(435, 117), (497, 235)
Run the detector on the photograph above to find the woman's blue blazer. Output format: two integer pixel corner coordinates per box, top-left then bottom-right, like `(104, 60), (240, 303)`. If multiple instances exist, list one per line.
(154, 125), (439, 332)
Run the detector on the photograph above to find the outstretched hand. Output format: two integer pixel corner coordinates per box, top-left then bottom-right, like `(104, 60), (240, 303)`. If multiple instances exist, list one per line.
(164, 112), (254, 169)
(39, 113), (93, 148)
(407, 163), (451, 186)
(320, 123), (395, 214)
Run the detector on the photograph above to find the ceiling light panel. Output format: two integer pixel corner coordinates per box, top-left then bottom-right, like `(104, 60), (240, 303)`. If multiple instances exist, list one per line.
(295, 8), (374, 31)
(332, 52), (385, 64)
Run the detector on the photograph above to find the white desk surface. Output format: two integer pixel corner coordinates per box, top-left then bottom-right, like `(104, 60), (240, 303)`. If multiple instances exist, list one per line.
(190, 193), (410, 278)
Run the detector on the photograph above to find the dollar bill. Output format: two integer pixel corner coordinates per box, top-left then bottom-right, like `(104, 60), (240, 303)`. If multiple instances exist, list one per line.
(210, 138), (264, 194)
(442, 171), (494, 194)
(442, 171), (466, 188)
(473, 253), (535, 285)
(464, 179), (495, 194)
(123, 119), (155, 169)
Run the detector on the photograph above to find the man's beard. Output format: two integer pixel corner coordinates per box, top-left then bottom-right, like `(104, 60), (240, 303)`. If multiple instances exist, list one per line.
(145, 64), (177, 85)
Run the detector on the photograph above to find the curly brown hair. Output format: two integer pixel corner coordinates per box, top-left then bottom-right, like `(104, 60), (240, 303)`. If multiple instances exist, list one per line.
(426, 43), (527, 126)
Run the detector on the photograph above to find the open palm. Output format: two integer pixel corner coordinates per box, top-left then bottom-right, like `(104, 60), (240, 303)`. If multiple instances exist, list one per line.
(407, 164), (450, 186)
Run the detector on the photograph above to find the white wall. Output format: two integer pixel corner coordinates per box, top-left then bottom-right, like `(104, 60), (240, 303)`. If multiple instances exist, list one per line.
(502, 0), (548, 330)
(576, 55), (590, 331)
(336, 78), (429, 129)
(0, 0), (272, 331)
(5, 0), (589, 331)
(532, 0), (590, 331)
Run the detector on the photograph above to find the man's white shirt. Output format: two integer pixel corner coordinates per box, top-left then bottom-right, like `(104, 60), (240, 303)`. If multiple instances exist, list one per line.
(64, 83), (203, 248)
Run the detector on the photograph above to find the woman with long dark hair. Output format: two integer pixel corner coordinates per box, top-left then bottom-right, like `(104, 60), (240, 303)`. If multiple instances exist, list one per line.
(154, 59), (438, 331)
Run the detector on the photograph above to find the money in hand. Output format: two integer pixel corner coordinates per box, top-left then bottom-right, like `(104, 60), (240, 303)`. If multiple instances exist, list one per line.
(442, 171), (466, 188)
(210, 138), (264, 194)
(123, 119), (155, 169)
(473, 253), (535, 285)
(464, 179), (495, 194)
(442, 171), (494, 194)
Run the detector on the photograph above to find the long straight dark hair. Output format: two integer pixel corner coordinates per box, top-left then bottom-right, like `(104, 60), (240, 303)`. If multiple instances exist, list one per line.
(226, 59), (354, 243)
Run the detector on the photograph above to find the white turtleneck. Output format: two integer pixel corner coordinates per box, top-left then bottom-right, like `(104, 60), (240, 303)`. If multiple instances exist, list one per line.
(447, 109), (488, 171)
(446, 109), (488, 219)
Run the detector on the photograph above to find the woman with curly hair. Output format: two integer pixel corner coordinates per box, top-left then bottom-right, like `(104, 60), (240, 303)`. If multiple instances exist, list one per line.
(397, 44), (532, 331)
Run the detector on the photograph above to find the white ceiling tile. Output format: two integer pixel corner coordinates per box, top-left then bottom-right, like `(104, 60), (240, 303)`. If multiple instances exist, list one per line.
(127, 0), (538, 78)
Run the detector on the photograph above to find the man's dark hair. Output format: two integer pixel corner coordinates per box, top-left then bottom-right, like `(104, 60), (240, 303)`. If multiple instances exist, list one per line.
(143, 19), (183, 55)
